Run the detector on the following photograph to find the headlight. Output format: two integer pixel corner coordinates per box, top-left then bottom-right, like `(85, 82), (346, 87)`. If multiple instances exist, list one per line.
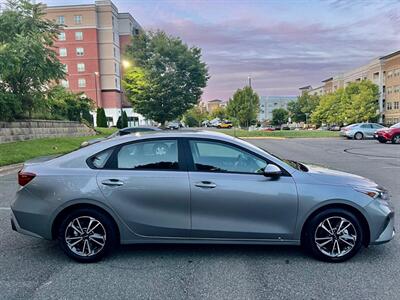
(354, 187), (388, 200)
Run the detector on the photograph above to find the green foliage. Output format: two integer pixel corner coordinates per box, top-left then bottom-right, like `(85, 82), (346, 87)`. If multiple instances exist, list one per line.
(211, 106), (227, 120)
(47, 86), (93, 122)
(182, 106), (208, 127)
(287, 93), (320, 123)
(96, 108), (108, 128)
(311, 80), (379, 125)
(0, 0), (65, 120)
(272, 108), (289, 125)
(123, 31), (209, 125)
(122, 111), (128, 128)
(226, 86), (259, 127)
(116, 111), (129, 128)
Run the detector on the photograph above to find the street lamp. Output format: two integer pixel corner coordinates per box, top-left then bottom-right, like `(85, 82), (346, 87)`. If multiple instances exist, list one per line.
(93, 72), (99, 107)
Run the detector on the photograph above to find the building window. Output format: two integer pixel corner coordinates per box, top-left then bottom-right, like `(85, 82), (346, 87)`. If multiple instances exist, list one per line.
(112, 16), (114, 26)
(394, 102), (399, 110)
(134, 29), (139, 35)
(58, 32), (66, 41)
(114, 62), (117, 73)
(63, 64), (68, 72)
(74, 15), (82, 24)
(77, 63), (85, 72)
(56, 16), (65, 24)
(76, 47), (84, 56)
(115, 78), (118, 89)
(113, 47), (116, 58)
(78, 78), (86, 88)
(113, 32), (115, 42)
(59, 48), (67, 57)
(61, 80), (69, 88)
(75, 31), (83, 40)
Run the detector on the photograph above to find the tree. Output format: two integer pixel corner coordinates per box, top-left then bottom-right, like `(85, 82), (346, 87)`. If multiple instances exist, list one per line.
(287, 93), (320, 123)
(96, 108), (107, 128)
(123, 31), (209, 126)
(46, 86), (93, 122)
(311, 80), (379, 125)
(0, 0), (65, 119)
(122, 111), (129, 128)
(272, 108), (289, 126)
(226, 86), (259, 127)
(116, 111), (128, 128)
(211, 106), (227, 120)
(182, 106), (208, 127)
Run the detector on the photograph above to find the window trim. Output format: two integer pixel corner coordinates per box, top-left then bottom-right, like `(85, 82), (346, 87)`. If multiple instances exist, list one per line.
(87, 138), (188, 172)
(183, 138), (290, 176)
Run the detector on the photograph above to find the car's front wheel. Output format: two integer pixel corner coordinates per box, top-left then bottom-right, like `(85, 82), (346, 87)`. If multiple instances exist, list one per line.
(392, 134), (400, 144)
(58, 208), (118, 263)
(303, 208), (364, 262)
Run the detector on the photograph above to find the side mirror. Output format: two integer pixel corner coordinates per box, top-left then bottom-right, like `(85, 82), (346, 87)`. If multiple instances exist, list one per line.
(263, 164), (282, 177)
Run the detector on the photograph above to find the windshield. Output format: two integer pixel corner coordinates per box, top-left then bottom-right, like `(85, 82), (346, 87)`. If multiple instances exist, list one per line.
(390, 122), (400, 128)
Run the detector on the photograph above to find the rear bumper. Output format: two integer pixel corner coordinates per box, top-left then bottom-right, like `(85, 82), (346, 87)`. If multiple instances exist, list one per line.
(10, 209), (45, 239)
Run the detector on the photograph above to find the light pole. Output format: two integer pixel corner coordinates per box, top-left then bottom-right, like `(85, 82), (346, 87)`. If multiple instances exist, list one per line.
(120, 59), (132, 123)
(93, 72), (99, 107)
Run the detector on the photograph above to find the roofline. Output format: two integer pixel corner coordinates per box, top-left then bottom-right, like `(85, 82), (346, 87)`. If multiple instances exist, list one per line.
(380, 50), (400, 60)
(322, 77), (333, 82)
(299, 85), (312, 89)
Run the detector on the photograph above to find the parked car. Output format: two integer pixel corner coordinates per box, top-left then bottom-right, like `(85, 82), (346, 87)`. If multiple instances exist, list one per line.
(167, 121), (182, 130)
(374, 122), (400, 144)
(340, 123), (384, 140)
(81, 126), (161, 147)
(259, 125), (275, 131)
(217, 120), (233, 129)
(12, 131), (394, 263)
(328, 125), (342, 131)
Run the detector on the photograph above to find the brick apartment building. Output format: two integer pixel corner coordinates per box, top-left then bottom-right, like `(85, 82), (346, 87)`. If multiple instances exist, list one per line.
(300, 50), (400, 125)
(44, 0), (149, 127)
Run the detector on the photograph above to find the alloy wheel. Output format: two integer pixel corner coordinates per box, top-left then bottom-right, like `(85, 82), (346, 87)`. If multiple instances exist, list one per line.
(314, 216), (357, 258)
(393, 135), (400, 144)
(65, 216), (106, 257)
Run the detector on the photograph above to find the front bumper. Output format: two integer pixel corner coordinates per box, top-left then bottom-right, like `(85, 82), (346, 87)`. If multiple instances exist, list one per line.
(366, 199), (395, 245)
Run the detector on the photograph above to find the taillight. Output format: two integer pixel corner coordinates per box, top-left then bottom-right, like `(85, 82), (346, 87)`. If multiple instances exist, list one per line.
(18, 171), (36, 186)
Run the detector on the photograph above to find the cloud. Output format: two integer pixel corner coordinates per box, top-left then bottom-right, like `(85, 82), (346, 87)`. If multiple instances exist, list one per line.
(149, 14), (399, 100)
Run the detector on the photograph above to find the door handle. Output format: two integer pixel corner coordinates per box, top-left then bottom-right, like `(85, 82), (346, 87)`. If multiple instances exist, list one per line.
(101, 179), (124, 187)
(195, 181), (216, 188)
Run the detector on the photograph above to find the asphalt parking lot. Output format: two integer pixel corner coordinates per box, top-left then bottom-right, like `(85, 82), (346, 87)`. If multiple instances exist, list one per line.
(0, 137), (399, 299)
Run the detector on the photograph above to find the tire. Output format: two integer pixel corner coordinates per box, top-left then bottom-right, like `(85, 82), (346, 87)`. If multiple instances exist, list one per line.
(392, 134), (400, 144)
(354, 132), (363, 140)
(57, 208), (118, 263)
(378, 138), (387, 144)
(303, 208), (364, 263)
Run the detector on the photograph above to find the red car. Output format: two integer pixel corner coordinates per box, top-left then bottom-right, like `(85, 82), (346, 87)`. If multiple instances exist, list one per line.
(374, 122), (400, 144)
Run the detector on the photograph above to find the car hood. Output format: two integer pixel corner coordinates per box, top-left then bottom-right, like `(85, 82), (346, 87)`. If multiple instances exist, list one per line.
(304, 164), (379, 188)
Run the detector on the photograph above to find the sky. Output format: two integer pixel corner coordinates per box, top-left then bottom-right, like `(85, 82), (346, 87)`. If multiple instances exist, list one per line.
(43, 0), (400, 101)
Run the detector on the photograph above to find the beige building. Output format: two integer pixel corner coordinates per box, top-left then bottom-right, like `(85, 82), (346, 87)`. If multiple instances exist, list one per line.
(206, 99), (226, 113)
(382, 51), (400, 125)
(300, 50), (400, 124)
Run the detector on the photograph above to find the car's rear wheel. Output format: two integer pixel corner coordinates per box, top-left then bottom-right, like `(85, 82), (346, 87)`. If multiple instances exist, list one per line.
(58, 208), (118, 263)
(303, 208), (363, 262)
(392, 134), (400, 144)
(354, 132), (363, 140)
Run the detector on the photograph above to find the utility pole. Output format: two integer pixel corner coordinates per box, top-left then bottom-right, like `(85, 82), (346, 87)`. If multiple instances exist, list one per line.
(248, 75), (252, 129)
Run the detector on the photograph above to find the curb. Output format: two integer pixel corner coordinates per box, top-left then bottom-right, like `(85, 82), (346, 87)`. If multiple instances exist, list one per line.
(0, 163), (22, 176)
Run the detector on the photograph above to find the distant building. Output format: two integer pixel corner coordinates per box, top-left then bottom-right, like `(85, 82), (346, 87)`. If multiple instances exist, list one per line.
(300, 49), (400, 125)
(258, 96), (297, 121)
(44, 0), (148, 127)
(206, 99), (226, 113)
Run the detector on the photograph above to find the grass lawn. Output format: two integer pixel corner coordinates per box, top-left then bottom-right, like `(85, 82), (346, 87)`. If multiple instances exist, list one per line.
(0, 127), (118, 167)
(212, 129), (340, 138)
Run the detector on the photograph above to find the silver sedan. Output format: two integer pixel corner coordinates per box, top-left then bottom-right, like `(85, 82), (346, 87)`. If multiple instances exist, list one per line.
(340, 123), (385, 140)
(11, 131), (394, 263)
